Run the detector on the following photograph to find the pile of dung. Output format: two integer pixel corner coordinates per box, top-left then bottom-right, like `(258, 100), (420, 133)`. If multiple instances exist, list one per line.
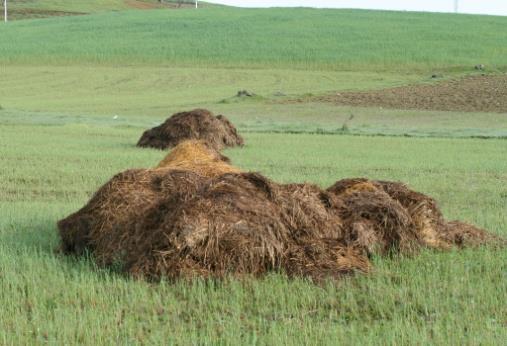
(137, 109), (244, 150)
(58, 143), (504, 281)
(58, 169), (204, 259)
(327, 178), (504, 256)
(58, 141), (240, 258)
(58, 170), (370, 281)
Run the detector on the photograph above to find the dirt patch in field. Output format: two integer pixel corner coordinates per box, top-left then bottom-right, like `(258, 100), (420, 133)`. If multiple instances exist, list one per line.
(8, 9), (85, 20)
(57, 142), (504, 282)
(9, 2), (195, 20)
(125, 1), (195, 9)
(137, 109), (244, 150)
(309, 75), (507, 113)
(124, 0), (161, 9)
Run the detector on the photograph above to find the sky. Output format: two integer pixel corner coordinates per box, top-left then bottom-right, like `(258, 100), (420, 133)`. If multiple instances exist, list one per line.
(206, 1), (507, 16)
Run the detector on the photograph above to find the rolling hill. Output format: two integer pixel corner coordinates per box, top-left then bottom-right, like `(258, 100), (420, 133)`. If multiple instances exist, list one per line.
(1, 7), (506, 71)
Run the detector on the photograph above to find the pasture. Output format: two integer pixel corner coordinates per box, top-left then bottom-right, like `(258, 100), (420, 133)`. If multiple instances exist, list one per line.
(1, 7), (507, 70)
(0, 3), (506, 344)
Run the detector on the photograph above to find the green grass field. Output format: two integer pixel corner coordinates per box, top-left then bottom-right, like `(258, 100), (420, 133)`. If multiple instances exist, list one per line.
(0, 3), (506, 344)
(1, 6), (507, 71)
(1, 125), (506, 344)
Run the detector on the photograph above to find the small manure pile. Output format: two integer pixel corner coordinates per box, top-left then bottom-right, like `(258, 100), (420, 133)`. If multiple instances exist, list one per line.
(58, 143), (504, 281)
(327, 178), (503, 256)
(137, 109), (244, 150)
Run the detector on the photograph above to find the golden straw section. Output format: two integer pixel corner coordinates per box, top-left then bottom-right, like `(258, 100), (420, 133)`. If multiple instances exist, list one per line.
(156, 140), (241, 178)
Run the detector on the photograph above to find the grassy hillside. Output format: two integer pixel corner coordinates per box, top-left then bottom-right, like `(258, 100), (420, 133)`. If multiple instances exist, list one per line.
(1, 8), (506, 71)
(0, 65), (423, 113)
(2, 66), (506, 139)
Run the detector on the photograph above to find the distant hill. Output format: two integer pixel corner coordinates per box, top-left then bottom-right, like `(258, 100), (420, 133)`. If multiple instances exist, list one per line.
(4, 1), (217, 20)
(1, 7), (506, 72)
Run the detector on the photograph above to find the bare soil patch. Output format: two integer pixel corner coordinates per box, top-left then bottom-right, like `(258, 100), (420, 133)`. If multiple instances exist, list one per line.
(137, 109), (244, 151)
(57, 142), (504, 282)
(9, 9), (84, 20)
(125, 1), (195, 9)
(9, 2), (194, 20)
(311, 75), (507, 113)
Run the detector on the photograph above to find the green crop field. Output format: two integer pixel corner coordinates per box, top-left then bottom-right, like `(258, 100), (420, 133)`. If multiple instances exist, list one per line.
(1, 6), (507, 70)
(0, 2), (506, 344)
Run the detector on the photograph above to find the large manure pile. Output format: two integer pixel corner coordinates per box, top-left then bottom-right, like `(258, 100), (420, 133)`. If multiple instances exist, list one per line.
(58, 142), (504, 281)
(137, 109), (244, 150)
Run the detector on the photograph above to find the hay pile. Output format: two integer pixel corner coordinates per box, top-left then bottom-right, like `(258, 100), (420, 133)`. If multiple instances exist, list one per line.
(137, 109), (244, 150)
(58, 170), (370, 280)
(58, 143), (503, 281)
(59, 142), (240, 259)
(327, 178), (503, 256)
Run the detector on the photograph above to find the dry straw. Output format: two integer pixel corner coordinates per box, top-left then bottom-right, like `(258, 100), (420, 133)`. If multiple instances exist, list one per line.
(58, 142), (504, 282)
(156, 140), (240, 177)
(137, 109), (244, 150)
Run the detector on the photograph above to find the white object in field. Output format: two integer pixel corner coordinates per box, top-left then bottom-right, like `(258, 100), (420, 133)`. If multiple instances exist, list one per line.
(3, 0), (7, 23)
(196, 0), (198, 9)
(113, 115), (119, 120)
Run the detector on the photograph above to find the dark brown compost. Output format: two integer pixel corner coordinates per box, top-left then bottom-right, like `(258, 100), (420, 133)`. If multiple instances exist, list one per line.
(137, 109), (244, 150)
(58, 144), (504, 281)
